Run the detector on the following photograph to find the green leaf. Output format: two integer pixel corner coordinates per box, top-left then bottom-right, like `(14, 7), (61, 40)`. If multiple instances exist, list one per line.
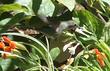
(76, 10), (104, 39)
(15, 0), (33, 15)
(101, 27), (110, 44)
(50, 47), (60, 60)
(102, 0), (110, 5)
(0, 59), (14, 71)
(0, 18), (11, 27)
(97, 40), (110, 61)
(0, 3), (26, 15)
(57, 0), (76, 11)
(15, 42), (27, 51)
(32, 0), (55, 16)
(1, 33), (54, 71)
(25, 66), (44, 71)
(0, 65), (3, 71)
(32, 0), (42, 15)
(15, 0), (31, 7)
(0, 12), (25, 33)
(12, 58), (36, 71)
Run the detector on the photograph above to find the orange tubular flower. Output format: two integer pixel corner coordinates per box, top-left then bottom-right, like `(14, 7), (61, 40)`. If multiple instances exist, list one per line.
(9, 41), (16, 49)
(94, 49), (100, 54)
(4, 47), (12, 52)
(0, 41), (5, 49)
(93, 48), (106, 67)
(0, 36), (17, 59)
(97, 55), (105, 67)
(2, 36), (11, 43)
(2, 36), (16, 51)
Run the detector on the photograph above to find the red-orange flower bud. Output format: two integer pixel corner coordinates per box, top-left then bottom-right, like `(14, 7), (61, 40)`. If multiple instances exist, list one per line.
(4, 47), (12, 52)
(9, 41), (16, 49)
(0, 41), (5, 49)
(2, 36), (11, 43)
(93, 48), (106, 67)
(97, 54), (105, 67)
(93, 48), (100, 54)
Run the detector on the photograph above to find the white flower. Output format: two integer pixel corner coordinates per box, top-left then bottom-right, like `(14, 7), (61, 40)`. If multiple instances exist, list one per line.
(80, 27), (92, 34)
(63, 42), (80, 55)
(63, 42), (74, 52)
(68, 43), (80, 55)
(75, 27), (91, 37)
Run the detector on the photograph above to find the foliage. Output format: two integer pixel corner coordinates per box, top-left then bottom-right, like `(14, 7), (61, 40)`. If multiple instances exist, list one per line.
(0, 0), (110, 71)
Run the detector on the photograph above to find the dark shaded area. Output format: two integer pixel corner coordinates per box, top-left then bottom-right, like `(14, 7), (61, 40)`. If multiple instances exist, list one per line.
(0, 12), (12, 20)
(0, 0), (15, 4)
